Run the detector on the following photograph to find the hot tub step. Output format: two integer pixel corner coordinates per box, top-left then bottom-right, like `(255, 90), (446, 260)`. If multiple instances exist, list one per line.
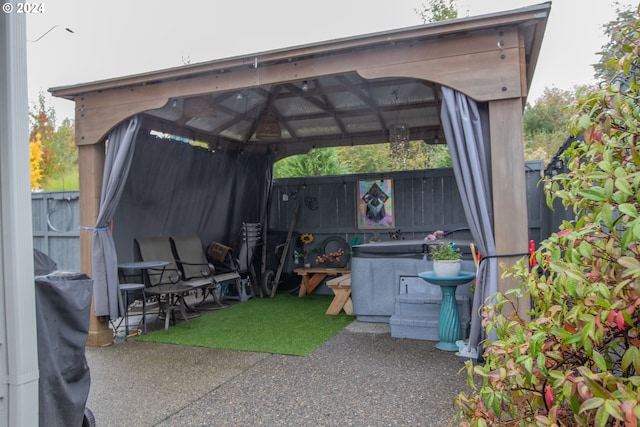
(394, 300), (441, 318)
(394, 293), (467, 319)
(389, 316), (440, 340)
(397, 294), (442, 304)
(390, 315), (469, 341)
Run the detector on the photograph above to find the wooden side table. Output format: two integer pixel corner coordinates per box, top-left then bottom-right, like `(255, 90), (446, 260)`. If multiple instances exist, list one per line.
(326, 274), (353, 315)
(294, 268), (350, 297)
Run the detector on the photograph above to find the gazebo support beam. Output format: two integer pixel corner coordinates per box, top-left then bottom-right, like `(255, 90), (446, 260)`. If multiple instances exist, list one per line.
(78, 142), (113, 347)
(73, 28), (522, 148)
(75, 98), (168, 148)
(489, 98), (531, 318)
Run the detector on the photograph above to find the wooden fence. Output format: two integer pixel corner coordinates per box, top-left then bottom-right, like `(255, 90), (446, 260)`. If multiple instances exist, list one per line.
(32, 161), (565, 272)
(32, 191), (81, 271)
(269, 162), (546, 238)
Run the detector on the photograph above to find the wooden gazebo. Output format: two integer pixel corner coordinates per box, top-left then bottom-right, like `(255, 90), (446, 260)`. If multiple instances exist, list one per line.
(51, 3), (550, 346)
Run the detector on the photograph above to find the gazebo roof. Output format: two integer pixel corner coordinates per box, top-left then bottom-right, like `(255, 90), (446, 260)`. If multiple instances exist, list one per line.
(50, 2), (550, 158)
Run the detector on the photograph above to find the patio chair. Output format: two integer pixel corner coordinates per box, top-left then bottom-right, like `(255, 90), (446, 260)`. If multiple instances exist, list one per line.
(135, 236), (211, 332)
(170, 234), (241, 307)
(203, 224), (261, 302)
(230, 223), (262, 300)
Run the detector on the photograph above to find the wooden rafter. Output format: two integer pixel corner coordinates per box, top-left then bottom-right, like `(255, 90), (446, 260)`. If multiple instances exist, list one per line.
(335, 75), (386, 131)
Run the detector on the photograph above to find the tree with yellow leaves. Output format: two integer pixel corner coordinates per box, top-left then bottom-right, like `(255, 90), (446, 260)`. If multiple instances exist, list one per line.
(29, 133), (43, 189)
(29, 93), (77, 191)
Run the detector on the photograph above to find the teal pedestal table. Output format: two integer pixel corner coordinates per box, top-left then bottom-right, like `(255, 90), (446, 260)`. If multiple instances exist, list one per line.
(418, 271), (476, 351)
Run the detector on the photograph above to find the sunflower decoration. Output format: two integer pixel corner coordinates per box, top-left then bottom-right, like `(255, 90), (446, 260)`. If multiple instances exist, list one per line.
(300, 233), (314, 245)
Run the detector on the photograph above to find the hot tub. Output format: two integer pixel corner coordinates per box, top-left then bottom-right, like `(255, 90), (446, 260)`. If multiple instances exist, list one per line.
(351, 239), (474, 323)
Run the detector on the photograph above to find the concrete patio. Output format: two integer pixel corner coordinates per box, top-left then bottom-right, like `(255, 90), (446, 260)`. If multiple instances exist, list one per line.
(85, 320), (471, 426)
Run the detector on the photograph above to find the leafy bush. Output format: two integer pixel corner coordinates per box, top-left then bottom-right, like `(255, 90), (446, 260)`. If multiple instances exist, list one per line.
(454, 7), (640, 426)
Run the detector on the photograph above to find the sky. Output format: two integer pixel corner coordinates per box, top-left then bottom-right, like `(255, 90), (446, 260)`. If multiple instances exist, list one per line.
(25, 0), (621, 124)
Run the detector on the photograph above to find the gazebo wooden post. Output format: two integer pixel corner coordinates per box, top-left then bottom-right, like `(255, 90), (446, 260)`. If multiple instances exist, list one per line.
(78, 140), (113, 347)
(489, 98), (531, 319)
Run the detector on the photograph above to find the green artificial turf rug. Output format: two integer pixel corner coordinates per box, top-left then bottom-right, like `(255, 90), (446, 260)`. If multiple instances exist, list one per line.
(137, 293), (354, 356)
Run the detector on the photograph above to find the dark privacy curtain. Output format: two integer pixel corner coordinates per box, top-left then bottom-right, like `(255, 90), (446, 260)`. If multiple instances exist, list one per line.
(113, 134), (273, 264)
(92, 116), (141, 319)
(440, 87), (497, 360)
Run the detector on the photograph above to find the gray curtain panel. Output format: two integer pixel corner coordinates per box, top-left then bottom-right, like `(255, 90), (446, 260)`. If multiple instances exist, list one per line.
(112, 134), (273, 266)
(440, 87), (497, 360)
(91, 116), (141, 319)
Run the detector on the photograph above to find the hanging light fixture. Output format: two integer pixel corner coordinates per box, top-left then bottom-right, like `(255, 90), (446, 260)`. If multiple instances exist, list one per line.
(389, 123), (410, 166)
(256, 110), (281, 140)
(389, 123), (410, 143)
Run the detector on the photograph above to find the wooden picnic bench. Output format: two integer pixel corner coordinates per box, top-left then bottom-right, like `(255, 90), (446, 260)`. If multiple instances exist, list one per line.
(326, 274), (353, 315)
(293, 267), (350, 297)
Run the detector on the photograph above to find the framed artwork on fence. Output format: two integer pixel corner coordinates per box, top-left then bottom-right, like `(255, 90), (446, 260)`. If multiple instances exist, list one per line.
(357, 178), (395, 230)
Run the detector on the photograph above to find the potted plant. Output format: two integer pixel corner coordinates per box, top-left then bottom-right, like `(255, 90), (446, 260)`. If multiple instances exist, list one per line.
(425, 231), (462, 277)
